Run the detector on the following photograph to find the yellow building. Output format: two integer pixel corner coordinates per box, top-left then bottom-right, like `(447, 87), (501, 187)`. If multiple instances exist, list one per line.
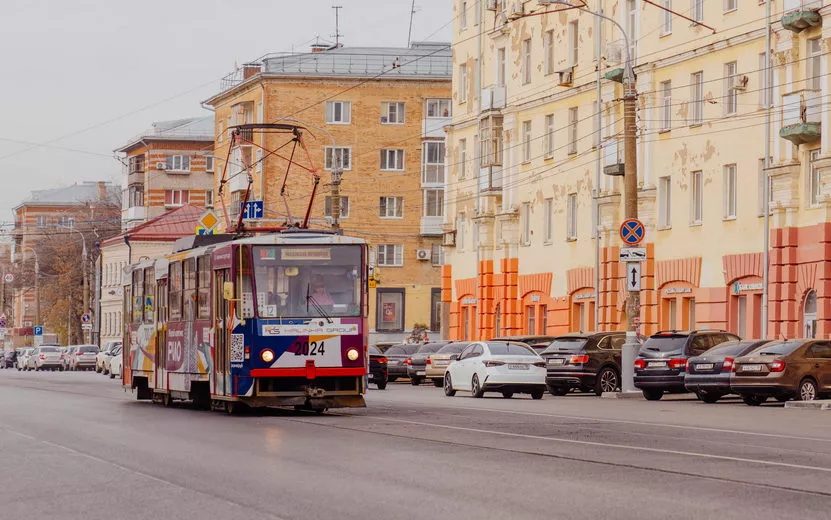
(203, 42), (452, 344)
(444, 1), (831, 340)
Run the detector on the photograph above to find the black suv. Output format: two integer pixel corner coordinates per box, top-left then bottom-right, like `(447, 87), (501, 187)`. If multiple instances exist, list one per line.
(540, 332), (627, 396)
(635, 330), (741, 400)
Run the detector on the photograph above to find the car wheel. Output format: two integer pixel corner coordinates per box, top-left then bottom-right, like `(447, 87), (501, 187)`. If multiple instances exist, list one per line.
(109, 371), (115, 379)
(642, 389), (664, 401)
(798, 378), (818, 401)
(696, 390), (721, 404)
(548, 386), (568, 396)
(443, 373), (456, 396)
(502, 392), (513, 399)
(410, 377), (421, 386)
(531, 390), (544, 400)
(433, 379), (443, 387)
(595, 367), (619, 396)
(471, 374), (484, 398)
(742, 395), (767, 406)
(376, 381), (387, 390)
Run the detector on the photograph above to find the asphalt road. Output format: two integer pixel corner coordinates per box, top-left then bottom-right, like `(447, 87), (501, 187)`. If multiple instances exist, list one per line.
(1, 370), (831, 520)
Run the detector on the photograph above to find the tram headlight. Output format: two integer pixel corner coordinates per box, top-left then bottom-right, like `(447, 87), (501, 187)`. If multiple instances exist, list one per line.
(346, 348), (359, 361)
(261, 349), (275, 363)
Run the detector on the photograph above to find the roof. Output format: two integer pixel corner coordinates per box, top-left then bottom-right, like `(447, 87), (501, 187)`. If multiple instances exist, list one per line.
(116, 116), (214, 153)
(102, 205), (205, 246)
(14, 182), (119, 210)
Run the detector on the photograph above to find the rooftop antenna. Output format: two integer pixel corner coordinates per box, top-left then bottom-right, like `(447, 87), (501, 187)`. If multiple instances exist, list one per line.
(331, 5), (343, 47)
(407, 0), (420, 47)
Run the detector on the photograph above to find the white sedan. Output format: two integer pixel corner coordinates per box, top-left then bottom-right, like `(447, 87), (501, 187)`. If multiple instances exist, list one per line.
(109, 347), (122, 380)
(444, 341), (547, 399)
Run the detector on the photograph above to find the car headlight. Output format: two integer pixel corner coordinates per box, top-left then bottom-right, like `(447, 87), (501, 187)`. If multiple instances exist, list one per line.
(261, 349), (275, 363)
(346, 348), (359, 361)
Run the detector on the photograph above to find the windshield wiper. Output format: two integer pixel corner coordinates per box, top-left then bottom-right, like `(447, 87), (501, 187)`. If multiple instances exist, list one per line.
(306, 283), (333, 323)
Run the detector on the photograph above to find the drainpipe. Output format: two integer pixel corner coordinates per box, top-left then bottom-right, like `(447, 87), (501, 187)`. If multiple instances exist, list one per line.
(124, 235), (132, 265)
(593, 3), (603, 332)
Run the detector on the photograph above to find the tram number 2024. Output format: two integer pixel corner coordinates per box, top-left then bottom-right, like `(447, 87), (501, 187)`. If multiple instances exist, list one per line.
(293, 341), (326, 356)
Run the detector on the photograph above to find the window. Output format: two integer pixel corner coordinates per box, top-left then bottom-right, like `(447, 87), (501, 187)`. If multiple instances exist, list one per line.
(205, 190), (214, 208)
(128, 185), (144, 208)
(381, 102), (405, 124)
(544, 198), (553, 242)
(129, 155), (145, 174)
(422, 141), (446, 184)
(660, 80), (672, 130)
(724, 164), (737, 219)
(377, 288), (405, 331)
(377, 245), (404, 266)
(182, 259), (196, 322)
(36, 215), (47, 228)
(426, 99), (451, 118)
(380, 149), (405, 171)
(431, 244), (444, 266)
(324, 196), (350, 218)
(544, 114), (555, 157)
(808, 38), (821, 91)
(496, 47), (506, 86)
(461, 1), (468, 28)
(521, 120), (531, 162)
(164, 190), (189, 207)
(724, 61), (738, 115)
(691, 71), (703, 125)
(658, 176), (672, 228)
(205, 155), (214, 172)
(169, 261), (182, 321)
(324, 147), (351, 170)
(458, 64), (468, 103)
(526, 306), (536, 334)
(544, 30), (555, 75)
(165, 155), (190, 172)
(458, 138), (467, 179)
(691, 170), (703, 224)
(568, 20), (578, 65)
(424, 189), (444, 217)
(724, 0), (737, 12)
(759, 52), (769, 107)
(522, 38), (532, 85)
(626, 0), (637, 60)
(810, 150), (821, 207)
(325, 101), (351, 124)
(568, 107), (578, 154)
(380, 196), (404, 218)
(479, 114), (503, 167)
(567, 193), (577, 240)
(758, 158), (773, 216)
(457, 214), (466, 250)
(57, 216), (74, 228)
(197, 256), (210, 320)
(521, 202), (531, 245)
(661, 0), (672, 35)
(691, 0), (703, 22)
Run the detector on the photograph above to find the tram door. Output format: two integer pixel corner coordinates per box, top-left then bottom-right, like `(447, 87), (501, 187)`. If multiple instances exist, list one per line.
(214, 269), (231, 396)
(155, 279), (168, 390)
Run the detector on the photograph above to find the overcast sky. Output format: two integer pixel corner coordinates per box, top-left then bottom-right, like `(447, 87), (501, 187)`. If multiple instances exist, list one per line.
(0, 0), (451, 223)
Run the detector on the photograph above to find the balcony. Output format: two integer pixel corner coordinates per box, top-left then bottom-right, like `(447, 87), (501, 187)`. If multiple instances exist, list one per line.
(602, 139), (625, 176)
(420, 216), (443, 236)
(780, 90), (822, 145)
(480, 85), (506, 112)
(479, 165), (503, 192)
(423, 117), (451, 138)
(125, 206), (146, 222)
(782, 0), (823, 33)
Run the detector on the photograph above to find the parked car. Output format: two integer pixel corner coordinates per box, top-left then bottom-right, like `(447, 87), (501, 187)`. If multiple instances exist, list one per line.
(684, 339), (771, 403)
(96, 341), (121, 373)
(34, 345), (64, 371)
(3, 349), (17, 369)
(426, 342), (470, 387)
(71, 345), (99, 371)
(367, 345), (388, 390)
(17, 348), (33, 370)
(490, 335), (557, 354)
(634, 330), (741, 401)
(407, 342), (451, 385)
(731, 339), (831, 405)
(109, 347), (123, 380)
(25, 348), (39, 371)
(373, 342), (400, 353)
(540, 331), (627, 396)
(102, 344), (122, 375)
(444, 341), (547, 399)
(384, 344), (422, 382)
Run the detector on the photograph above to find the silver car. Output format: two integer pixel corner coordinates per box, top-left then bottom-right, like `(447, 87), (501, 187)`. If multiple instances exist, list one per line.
(34, 346), (64, 371)
(17, 348), (32, 371)
(24, 348), (37, 371)
(71, 345), (99, 371)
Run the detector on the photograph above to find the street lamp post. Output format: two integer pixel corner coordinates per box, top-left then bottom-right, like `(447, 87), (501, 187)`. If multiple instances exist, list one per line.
(24, 247), (40, 328)
(64, 226), (90, 342)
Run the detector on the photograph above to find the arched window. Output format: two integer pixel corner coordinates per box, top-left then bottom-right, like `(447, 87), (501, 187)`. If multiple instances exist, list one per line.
(804, 290), (817, 339)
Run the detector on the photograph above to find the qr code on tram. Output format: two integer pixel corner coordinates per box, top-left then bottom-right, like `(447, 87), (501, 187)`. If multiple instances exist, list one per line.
(230, 334), (245, 363)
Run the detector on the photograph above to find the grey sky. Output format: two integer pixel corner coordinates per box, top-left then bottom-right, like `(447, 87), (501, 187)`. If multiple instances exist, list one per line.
(0, 0), (452, 223)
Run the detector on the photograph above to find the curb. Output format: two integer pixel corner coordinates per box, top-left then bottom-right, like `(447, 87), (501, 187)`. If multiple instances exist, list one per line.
(601, 391), (644, 400)
(784, 400), (831, 410)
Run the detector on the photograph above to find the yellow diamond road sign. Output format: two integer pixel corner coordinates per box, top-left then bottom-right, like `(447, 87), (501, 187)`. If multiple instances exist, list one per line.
(198, 210), (219, 232)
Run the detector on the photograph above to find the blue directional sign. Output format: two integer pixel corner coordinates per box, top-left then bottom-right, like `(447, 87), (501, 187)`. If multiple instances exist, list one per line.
(619, 218), (645, 246)
(240, 200), (264, 220)
(33, 325), (43, 336)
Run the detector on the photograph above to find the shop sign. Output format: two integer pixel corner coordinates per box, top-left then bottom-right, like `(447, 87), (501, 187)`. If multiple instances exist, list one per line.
(733, 282), (764, 294)
(664, 287), (692, 295)
(573, 292), (596, 300)
(530, 295), (541, 302)
(461, 297), (478, 305)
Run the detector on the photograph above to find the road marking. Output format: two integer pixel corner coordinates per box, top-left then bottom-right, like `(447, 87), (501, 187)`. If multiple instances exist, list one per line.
(364, 416), (831, 474)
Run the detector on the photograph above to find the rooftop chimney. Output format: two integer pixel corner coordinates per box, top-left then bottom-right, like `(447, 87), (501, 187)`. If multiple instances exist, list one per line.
(97, 181), (107, 201)
(242, 63), (261, 80)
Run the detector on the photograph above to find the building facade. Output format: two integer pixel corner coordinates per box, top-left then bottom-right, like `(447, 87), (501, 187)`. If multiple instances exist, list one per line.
(204, 42), (452, 343)
(444, 1), (831, 340)
(116, 117), (215, 230)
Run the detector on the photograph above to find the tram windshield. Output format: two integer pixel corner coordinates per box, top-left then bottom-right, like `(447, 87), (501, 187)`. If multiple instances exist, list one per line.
(252, 245), (362, 318)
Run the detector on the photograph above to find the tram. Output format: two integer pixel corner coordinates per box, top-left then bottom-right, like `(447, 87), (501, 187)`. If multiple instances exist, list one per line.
(122, 230), (368, 413)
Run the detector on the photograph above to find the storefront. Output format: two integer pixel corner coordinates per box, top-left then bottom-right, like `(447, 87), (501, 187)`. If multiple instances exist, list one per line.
(659, 282), (696, 331)
(521, 291), (548, 334)
(570, 288), (596, 332)
(728, 277), (763, 339)
(803, 289), (817, 339)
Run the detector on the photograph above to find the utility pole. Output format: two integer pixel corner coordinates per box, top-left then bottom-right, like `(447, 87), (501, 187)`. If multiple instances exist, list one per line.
(407, 0), (417, 47)
(332, 6), (343, 47)
(330, 167), (343, 231)
(762, 0), (772, 337)
(25, 247), (40, 328)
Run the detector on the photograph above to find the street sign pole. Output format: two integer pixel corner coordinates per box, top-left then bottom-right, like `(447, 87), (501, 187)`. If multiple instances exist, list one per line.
(619, 219), (645, 395)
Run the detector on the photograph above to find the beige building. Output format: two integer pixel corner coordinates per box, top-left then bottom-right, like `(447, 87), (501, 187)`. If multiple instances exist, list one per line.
(203, 42), (452, 343)
(444, 1), (831, 340)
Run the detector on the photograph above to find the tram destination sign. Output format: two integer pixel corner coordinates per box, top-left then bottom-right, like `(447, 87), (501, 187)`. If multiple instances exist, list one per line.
(280, 248), (332, 261)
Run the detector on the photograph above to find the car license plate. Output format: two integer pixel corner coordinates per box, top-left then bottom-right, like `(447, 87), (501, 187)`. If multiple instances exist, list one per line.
(416, 371), (426, 376)
(696, 363), (714, 370)
(741, 364), (763, 372)
(648, 361), (667, 368)
(548, 358), (565, 366)
(508, 363), (529, 370)
(434, 360), (448, 366)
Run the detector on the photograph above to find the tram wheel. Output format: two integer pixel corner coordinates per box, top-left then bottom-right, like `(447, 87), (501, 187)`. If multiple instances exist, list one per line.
(226, 401), (246, 416)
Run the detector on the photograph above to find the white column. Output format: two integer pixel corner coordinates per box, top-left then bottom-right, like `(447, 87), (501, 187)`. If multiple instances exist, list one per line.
(773, 66), (782, 165)
(785, 61), (794, 163)
(822, 44), (830, 155)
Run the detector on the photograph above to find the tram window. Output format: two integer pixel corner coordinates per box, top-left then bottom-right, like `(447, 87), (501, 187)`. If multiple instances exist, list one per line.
(169, 262), (183, 321)
(183, 258), (197, 322)
(238, 245), (254, 319)
(132, 270), (143, 324)
(157, 281), (168, 323)
(143, 268), (154, 324)
(197, 256), (211, 319)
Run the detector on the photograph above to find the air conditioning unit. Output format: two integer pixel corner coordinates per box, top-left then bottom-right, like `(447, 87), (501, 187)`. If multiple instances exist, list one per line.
(557, 67), (574, 87)
(485, 0), (499, 10)
(416, 248), (432, 261)
(156, 162), (166, 170)
(730, 75), (750, 92)
(508, 1), (524, 19)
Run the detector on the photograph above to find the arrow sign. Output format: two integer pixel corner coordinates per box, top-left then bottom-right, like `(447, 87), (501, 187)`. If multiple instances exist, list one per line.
(627, 262), (642, 292)
(240, 200), (264, 220)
